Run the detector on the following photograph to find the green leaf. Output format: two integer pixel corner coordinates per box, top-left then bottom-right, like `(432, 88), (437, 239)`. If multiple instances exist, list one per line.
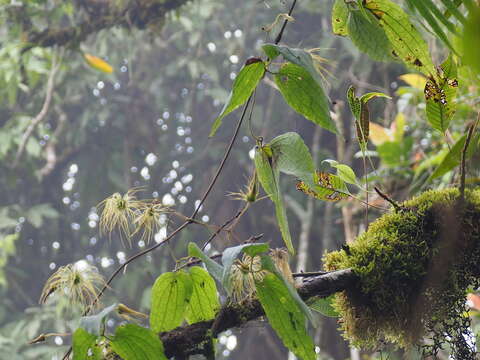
(323, 159), (358, 185)
(440, 0), (467, 24)
(308, 295), (339, 318)
(209, 60), (265, 137)
(254, 145), (293, 254)
(405, 0), (456, 52)
(360, 91), (392, 103)
(150, 271), (192, 332)
(425, 54), (458, 133)
(259, 255), (315, 325)
(462, 6), (480, 74)
(255, 273), (316, 360)
(269, 132), (316, 188)
(110, 324), (167, 360)
(79, 303), (118, 336)
(221, 243), (269, 293)
(72, 328), (100, 360)
(263, 44), (325, 87)
(428, 133), (480, 181)
(274, 63), (337, 134)
(332, 0), (349, 36)
(296, 172), (350, 202)
(347, 9), (394, 62)
(185, 266), (220, 324)
(364, 0), (436, 76)
(188, 242), (224, 282)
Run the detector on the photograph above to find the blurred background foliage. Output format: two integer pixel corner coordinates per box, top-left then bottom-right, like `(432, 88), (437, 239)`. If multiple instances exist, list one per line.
(0, 0), (478, 359)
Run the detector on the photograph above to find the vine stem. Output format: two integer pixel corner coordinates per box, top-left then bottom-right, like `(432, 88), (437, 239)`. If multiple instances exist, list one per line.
(62, 1), (298, 357)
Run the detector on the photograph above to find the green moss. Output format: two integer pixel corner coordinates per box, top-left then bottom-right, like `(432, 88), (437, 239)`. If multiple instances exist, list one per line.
(324, 188), (480, 358)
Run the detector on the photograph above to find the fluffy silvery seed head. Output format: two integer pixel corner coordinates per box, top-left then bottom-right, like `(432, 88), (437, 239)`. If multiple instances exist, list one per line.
(270, 248), (294, 285)
(230, 254), (267, 302)
(98, 189), (142, 242)
(40, 262), (105, 309)
(131, 202), (169, 244)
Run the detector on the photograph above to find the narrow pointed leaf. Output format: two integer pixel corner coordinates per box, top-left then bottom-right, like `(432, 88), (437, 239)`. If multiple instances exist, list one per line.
(110, 324), (167, 360)
(150, 271), (192, 332)
(209, 60), (265, 137)
(255, 273), (316, 360)
(185, 266), (220, 324)
(254, 146), (294, 254)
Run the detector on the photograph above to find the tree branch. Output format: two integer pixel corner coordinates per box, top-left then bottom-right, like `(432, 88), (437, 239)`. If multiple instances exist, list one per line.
(112, 269), (356, 359)
(22, 0), (191, 53)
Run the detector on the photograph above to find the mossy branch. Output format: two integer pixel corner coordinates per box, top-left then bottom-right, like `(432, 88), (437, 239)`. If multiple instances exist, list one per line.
(22, 0), (191, 53)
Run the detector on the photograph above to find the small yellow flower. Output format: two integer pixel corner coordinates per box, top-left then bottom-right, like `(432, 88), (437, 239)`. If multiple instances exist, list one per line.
(98, 189), (142, 241)
(39, 262), (105, 309)
(132, 202), (169, 244)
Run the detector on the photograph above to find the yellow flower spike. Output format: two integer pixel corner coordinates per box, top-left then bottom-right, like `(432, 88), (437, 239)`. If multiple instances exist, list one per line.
(84, 53), (114, 74)
(40, 262), (106, 309)
(98, 189), (143, 243)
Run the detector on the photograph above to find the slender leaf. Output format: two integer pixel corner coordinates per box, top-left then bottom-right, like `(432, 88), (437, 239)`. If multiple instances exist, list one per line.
(150, 271), (192, 332)
(110, 324), (167, 360)
(254, 145), (293, 254)
(255, 273), (316, 360)
(440, 0), (467, 24)
(428, 133), (480, 181)
(274, 63), (337, 134)
(209, 60), (265, 137)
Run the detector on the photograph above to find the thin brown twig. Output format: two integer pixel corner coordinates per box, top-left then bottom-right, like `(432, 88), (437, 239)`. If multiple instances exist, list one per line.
(13, 52), (61, 168)
(374, 186), (403, 212)
(459, 115), (479, 203)
(62, 3), (298, 356)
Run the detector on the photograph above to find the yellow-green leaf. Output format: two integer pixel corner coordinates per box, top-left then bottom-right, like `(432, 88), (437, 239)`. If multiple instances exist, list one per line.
(332, 0), (349, 36)
(209, 60), (265, 137)
(110, 324), (167, 360)
(256, 273), (316, 360)
(185, 266), (220, 324)
(364, 0), (436, 76)
(150, 271), (192, 332)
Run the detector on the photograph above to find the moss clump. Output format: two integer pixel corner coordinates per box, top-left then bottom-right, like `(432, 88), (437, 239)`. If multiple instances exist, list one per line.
(324, 188), (480, 358)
